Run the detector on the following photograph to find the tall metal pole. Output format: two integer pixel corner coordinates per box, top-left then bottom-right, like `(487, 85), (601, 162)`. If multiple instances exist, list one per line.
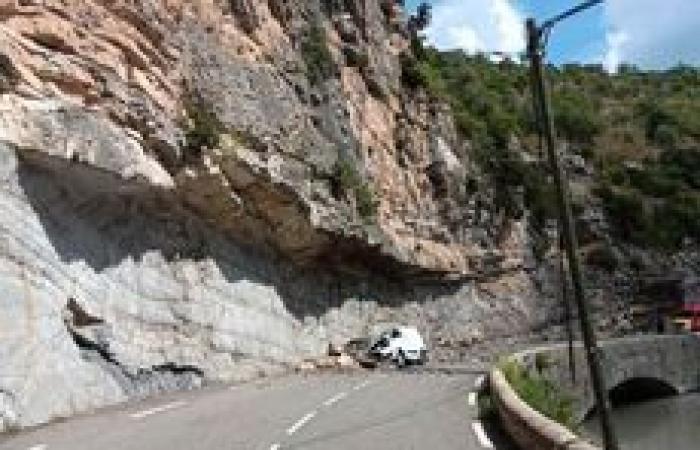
(526, 18), (619, 450)
(560, 233), (576, 385)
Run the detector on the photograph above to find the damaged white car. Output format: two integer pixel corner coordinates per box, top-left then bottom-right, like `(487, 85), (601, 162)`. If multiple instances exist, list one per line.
(369, 326), (428, 367)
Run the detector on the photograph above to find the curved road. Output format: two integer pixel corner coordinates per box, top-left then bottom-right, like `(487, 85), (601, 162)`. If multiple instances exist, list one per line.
(0, 370), (516, 450)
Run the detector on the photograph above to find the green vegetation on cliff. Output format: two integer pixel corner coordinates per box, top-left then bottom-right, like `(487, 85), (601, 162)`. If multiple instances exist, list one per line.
(302, 22), (335, 85)
(334, 158), (378, 220)
(403, 43), (700, 249)
(182, 94), (224, 157)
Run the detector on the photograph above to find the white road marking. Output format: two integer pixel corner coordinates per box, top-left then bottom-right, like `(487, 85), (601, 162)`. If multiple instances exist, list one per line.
(269, 444), (281, 450)
(28, 445), (47, 450)
(286, 411), (317, 435)
(468, 391), (477, 407)
(475, 375), (486, 389)
(322, 391), (348, 407)
(129, 401), (186, 419)
(472, 421), (495, 448)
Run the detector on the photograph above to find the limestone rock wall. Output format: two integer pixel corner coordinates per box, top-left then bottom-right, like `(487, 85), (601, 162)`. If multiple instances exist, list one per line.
(0, 0), (562, 431)
(0, 0), (511, 275)
(0, 139), (557, 430)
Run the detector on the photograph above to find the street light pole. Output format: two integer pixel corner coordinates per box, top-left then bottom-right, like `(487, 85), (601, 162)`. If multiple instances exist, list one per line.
(525, 4), (619, 449)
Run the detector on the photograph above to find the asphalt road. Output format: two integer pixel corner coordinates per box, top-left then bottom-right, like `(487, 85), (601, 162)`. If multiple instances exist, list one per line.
(0, 369), (517, 450)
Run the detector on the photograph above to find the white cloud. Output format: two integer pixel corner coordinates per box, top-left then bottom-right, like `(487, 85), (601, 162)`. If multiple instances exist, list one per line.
(603, 31), (629, 73)
(424, 0), (525, 56)
(602, 0), (700, 71)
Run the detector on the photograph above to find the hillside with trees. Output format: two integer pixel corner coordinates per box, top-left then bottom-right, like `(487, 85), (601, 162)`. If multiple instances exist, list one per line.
(402, 40), (700, 250)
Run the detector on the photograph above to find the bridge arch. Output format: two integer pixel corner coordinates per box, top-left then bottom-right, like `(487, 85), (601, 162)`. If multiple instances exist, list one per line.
(608, 376), (679, 407)
(517, 335), (700, 420)
(583, 376), (680, 420)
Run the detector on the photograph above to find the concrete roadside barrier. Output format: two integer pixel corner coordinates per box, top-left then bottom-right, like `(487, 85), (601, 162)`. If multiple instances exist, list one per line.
(489, 368), (600, 450)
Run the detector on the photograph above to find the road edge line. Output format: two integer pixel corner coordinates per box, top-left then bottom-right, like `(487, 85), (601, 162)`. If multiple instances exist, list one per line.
(472, 421), (495, 448)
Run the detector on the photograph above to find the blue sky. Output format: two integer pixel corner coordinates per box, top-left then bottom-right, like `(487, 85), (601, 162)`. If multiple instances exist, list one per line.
(404, 0), (700, 71)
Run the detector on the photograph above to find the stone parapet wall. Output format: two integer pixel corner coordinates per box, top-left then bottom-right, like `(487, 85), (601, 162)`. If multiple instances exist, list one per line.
(490, 368), (599, 450)
(491, 335), (700, 449)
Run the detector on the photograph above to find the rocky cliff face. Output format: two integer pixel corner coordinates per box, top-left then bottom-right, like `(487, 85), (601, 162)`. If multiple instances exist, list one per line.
(0, 0), (576, 431)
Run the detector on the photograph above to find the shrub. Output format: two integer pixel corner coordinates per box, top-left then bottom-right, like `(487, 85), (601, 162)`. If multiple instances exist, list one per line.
(597, 184), (649, 243)
(344, 46), (369, 69)
(552, 90), (601, 143)
(355, 182), (377, 219)
(525, 172), (559, 231)
(500, 359), (575, 429)
(334, 159), (377, 219)
(653, 124), (679, 148)
(639, 100), (678, 144)
(400, 53), (427, 89)
(597, 146), (700, 248)
(336, 158), (361, 193)
(302, 23), (334, 85)
(182, 95), (224, 157)
(486, 106), (519, 148)
(584, 243), (620, 272)
(659, 148), (700, 189)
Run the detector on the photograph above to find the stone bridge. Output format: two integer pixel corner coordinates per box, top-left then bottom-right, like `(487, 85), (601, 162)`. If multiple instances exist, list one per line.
(517, 334), (700, 420)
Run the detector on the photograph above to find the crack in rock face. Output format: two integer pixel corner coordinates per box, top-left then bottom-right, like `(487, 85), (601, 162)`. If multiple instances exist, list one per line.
(63, 299), (205, 399)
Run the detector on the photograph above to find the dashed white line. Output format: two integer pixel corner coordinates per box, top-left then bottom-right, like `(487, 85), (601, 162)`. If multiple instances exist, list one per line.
(129, 401), (186, 419)
(322, 391), (348, 407)
(475, 375), (486, 390)
(468, 391), (477, 407)
(269, 444), (281, 450)
(28, 445), (47, 450)
(286, 411), (317, 436)
(472, 421), (495, 448)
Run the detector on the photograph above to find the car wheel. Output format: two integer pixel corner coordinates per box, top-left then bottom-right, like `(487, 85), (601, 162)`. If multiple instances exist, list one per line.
(396, 349), (406, 369)
(418, 350), (428, 365)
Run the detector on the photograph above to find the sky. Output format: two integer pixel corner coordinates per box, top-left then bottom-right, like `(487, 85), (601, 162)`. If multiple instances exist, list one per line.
(404, 0), (700, 71)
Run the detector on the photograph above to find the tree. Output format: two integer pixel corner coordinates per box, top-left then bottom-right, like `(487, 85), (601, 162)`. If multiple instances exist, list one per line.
(552, 90), (601, 143)
(408, 2), (432, 36)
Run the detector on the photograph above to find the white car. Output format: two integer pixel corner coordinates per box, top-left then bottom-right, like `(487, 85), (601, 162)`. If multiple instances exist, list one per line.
(369, 326), (428, 367)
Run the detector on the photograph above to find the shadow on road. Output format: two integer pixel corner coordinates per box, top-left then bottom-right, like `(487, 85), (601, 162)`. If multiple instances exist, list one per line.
(481, 415), (520, 449)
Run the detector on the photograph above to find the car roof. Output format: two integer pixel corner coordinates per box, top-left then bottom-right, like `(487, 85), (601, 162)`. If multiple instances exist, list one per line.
(398, 326), (420, 334)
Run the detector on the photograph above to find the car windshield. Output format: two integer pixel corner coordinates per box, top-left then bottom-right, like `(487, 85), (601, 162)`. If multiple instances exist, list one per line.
(375, 336), (389, 348)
